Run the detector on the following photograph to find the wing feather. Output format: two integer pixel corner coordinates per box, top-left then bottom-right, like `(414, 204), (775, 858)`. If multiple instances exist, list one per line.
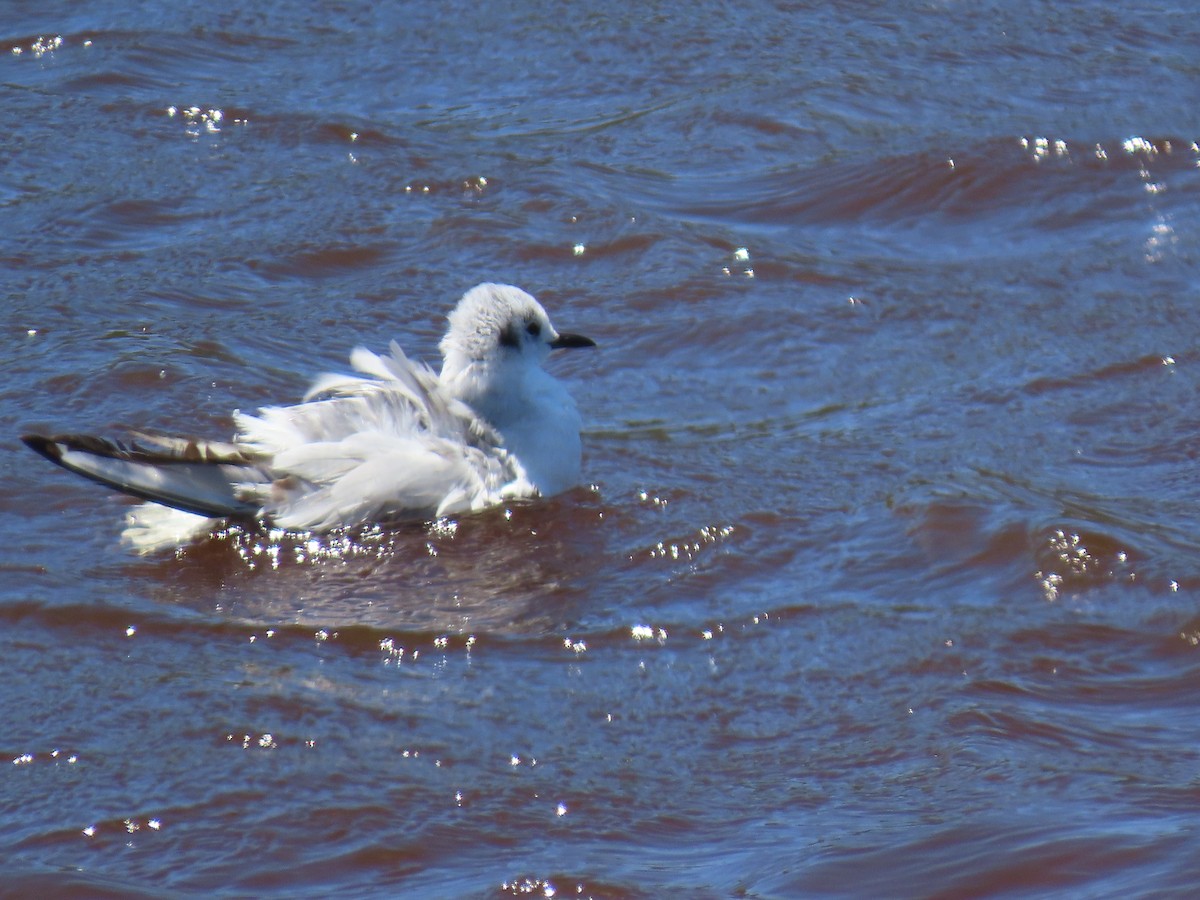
(21, 433), (266, 519)
(234, 342), (524, 529)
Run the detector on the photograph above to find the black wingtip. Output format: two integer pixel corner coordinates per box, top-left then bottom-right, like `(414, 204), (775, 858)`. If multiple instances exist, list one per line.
(21, 433), (62, 462)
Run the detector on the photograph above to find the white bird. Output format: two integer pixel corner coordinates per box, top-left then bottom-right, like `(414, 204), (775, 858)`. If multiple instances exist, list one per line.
(22, 283), (596, 549)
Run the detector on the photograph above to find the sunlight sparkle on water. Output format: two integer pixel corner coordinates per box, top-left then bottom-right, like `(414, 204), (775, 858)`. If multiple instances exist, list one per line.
(429, 518), (459, 538)
(226, 732), (278, 750)
(463, 175), (490, 195)
(1034, 529), (1133, 602)
(631, 625), (667, 643)
(646, 523), (734, 563)
(10, 35), (63, 57)
(1123, 136), (1158, 156)
(1146, 218), (1176, 261)
(1021, 135), (1072, 163)
(500, 878), (561, 897)
(226, 525), (400, 569)
(166, 105), (248, 135)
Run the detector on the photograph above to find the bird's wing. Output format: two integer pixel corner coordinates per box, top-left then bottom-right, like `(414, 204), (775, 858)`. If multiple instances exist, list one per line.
(233, 343), (528, 530)
(20, 432), (269, 519)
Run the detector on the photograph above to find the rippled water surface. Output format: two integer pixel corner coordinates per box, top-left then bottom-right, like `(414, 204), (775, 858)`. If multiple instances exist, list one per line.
(4, 1), (1200, 896)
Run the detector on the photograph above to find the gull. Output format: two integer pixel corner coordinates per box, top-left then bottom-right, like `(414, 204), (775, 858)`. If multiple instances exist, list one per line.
(21, 283), (596, 550)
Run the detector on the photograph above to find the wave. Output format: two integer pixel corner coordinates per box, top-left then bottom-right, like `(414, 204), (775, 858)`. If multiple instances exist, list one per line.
(587, 134), (1199, 257)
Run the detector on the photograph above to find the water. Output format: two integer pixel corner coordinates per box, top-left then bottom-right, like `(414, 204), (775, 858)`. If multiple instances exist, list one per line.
(3, 0), (1199, 895)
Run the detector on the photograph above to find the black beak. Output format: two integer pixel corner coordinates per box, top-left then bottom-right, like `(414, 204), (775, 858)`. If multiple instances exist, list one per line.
(550, 332), (597, 350)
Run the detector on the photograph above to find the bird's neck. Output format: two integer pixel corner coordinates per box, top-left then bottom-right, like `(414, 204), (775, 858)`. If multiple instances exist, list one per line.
(441, 356), (527, 430)
(440, 354), (582, 496)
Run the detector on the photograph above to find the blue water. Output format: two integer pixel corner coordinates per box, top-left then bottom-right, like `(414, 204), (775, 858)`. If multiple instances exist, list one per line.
(3, 1), (1200, 896)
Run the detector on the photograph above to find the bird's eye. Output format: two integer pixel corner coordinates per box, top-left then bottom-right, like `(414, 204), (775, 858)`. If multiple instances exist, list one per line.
(526, 321), (541, 337)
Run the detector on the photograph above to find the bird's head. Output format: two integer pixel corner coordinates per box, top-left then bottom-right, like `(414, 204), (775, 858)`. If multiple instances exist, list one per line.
(440, 284), (595, 376)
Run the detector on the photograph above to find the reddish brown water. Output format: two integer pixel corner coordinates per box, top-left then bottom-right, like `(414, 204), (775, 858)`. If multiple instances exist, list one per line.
(4, 1), (1200, 896)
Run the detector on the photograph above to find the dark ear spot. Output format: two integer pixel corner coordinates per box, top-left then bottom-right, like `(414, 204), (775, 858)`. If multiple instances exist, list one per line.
(526, 320), (541, 337)
(499, 323), (520, 348)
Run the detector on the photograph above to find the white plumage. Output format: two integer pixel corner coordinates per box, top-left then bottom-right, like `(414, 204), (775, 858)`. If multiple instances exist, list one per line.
(23, 283), (595, 550)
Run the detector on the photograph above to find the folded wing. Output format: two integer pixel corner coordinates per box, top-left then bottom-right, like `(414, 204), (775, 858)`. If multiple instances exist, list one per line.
(20, 432), (267, 519)
(234, 342), (528, 529)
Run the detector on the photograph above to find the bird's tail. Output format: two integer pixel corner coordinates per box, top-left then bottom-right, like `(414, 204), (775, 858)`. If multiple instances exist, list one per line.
(21, 432), (268, 519)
